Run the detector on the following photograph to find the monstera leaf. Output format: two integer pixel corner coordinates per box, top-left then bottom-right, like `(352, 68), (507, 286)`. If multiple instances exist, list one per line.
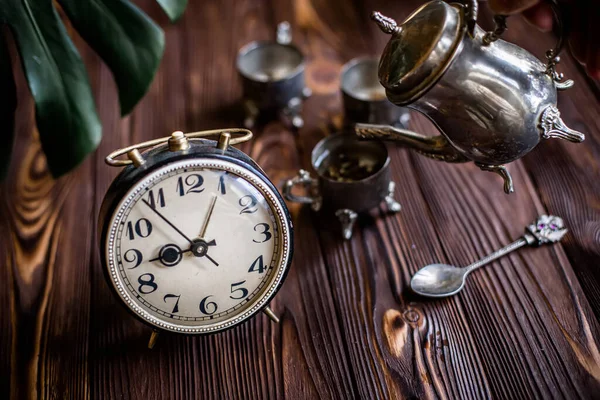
(0, 0), (188, 178)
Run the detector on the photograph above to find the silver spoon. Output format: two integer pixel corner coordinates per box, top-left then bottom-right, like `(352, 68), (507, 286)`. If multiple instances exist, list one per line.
(411, 215), (568, 298)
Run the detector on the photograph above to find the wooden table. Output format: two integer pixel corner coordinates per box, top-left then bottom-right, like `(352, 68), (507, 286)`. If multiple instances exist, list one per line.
(2, 0), (600, 398)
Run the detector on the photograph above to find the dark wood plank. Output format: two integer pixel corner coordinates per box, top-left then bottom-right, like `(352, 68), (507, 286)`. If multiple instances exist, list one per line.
(0, 34), (96, 397)
(292, 0), (600, 398)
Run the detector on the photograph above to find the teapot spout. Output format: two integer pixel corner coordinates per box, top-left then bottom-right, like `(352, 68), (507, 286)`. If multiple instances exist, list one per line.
(355, 123), (467, 163)
(539, 106), (585, 143)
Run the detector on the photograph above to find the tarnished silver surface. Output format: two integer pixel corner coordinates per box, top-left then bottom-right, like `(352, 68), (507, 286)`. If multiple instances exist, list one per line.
(525, 214), (568, 245)
(410, 25), (577, 166)
(341, 57), (410, 127)
(236, 22), (310, 129)
(384, 181), (402, 212)
(411, 215), (568, 298)
(282, 133), (401, 239)
(482, 14), (507, 45)
(539, 106), (584, 142)
(373, 2), (465, 104)
(281, 169), (322, 211)
(357, 0), (585, 194)
(335, 209), (358, 240)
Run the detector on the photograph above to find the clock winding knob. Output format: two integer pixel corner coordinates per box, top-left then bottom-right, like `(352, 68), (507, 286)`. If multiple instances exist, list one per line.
(168, 131), (190, 152)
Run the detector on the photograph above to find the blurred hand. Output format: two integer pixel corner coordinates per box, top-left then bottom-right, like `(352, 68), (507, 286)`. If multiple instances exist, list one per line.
(488, 0), (600, 79)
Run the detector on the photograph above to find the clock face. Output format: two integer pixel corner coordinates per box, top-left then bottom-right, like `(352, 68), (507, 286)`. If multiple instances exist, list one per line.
(104, 159), (291, 334)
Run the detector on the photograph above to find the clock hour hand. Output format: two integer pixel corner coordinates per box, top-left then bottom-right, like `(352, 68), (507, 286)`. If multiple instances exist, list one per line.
(142, 199), (194, 245)
(150, 240), (217, 267)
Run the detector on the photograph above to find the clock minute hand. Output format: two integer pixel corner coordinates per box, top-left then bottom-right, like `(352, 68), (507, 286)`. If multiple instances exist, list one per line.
(141, 199), (194, 245)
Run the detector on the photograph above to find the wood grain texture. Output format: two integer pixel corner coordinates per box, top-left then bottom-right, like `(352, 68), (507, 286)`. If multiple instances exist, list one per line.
(1, 0), (599, 399)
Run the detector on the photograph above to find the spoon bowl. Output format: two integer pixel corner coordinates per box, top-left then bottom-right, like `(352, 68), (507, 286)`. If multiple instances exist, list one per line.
(410, 263), (467, 298)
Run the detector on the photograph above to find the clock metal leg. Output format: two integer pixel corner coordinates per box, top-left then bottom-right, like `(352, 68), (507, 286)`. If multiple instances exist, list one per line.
(384, 181), (402, 213)
(263, 306), (280, 323)
(336, 209), (358, 240)
(148, 330), (160, 349)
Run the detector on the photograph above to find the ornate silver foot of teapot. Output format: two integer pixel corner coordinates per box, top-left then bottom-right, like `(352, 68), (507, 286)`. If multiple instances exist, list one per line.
(355, 0), (585, 194)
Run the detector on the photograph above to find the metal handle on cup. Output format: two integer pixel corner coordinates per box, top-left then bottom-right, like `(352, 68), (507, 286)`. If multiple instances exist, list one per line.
(471, 0), (572, 86)
(282, 169), (322, 211)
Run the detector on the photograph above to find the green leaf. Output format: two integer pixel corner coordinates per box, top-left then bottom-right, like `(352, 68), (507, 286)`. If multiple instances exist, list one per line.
(0, 32), (16, 180)
(156, 0), (188, 22)
(0, 0), (188, 177)
(57, 0), (165, 115)
(3, 0), (102, 177)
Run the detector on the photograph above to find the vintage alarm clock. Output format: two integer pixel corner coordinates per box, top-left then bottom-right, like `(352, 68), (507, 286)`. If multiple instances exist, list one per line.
(98, 129), (293, 348)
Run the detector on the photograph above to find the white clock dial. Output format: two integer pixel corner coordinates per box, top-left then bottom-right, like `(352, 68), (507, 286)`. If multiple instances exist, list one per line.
(105, 159), (290, 333)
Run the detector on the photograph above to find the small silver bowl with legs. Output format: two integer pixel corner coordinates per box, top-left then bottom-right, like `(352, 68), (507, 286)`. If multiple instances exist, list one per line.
(341, 57), (410, 127)
(283, 133), (401, 239)
(236, 22), (311, 129)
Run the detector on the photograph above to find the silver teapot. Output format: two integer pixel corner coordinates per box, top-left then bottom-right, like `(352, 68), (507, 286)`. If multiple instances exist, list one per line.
(355, 0), (584, 193)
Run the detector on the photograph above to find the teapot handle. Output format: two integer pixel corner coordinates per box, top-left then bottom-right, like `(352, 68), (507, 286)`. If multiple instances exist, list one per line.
(466, 0), (572, 87)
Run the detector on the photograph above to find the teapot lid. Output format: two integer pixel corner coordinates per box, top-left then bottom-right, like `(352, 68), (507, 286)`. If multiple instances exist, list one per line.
(374, 1), (467, 105)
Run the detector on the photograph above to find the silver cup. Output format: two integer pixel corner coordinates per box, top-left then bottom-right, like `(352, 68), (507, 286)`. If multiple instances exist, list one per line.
(283, 133), (401, 239)
(236, 22), (311, 129)
(340, 57), (410, 127)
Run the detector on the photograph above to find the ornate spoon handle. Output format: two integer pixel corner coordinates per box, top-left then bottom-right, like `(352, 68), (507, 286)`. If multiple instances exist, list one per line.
(465, 215), (567, 273)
